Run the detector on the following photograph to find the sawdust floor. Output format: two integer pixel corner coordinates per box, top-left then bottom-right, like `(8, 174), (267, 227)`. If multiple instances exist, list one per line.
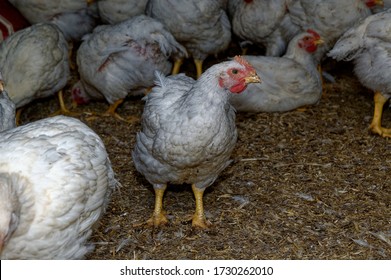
(20, 47), (391, 260)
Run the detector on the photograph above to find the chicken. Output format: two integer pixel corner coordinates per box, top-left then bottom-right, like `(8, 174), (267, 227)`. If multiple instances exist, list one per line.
(328, 9), (391, 138)
(8, 0), (99, 42)
(230, 30), (323, 113)
(0, 0), (30, 43)
(97, 0), (148, 24)
(0, 74), (15, 131)
(227, 0), (297, 57)
(132, 56), (261, 228)
(145, 0), (231, 78)
(0, 113), (117, 259)
(71, 15), (187, 121)
(287, 0), (381, 61)
(0, 23), (70, 118)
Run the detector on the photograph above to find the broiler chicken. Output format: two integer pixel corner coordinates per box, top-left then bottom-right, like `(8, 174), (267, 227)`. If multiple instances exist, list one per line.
(0, 22), (70, 118)
(287, 0), (382, 61)
(228, 0), (297, 57)
(8, 0), (99, 42)
(0, 112), (117, 259)
(230, 30), (323, 113)
(132, 56), (261, 228)
(328, 9), (391, 138)
(97, 0), (148, 24)
(145, 0), (231, 78)
(72, 15), (187, 121)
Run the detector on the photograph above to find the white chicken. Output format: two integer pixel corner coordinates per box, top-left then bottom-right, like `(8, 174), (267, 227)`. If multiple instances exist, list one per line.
(71, 15), (187, 121)
(230, 30), (323, 113)
(145, 0), (231, 78)
(227, 0), (297, 57)
(0, 112), (117, 259)
(286, 0), (384, 61)
(132, 56), (261, 228)
(0, 22), (70, 116)
(8, 0), (99, 42)
(97, 0), (148, 24)
(328, 9), (391, 138)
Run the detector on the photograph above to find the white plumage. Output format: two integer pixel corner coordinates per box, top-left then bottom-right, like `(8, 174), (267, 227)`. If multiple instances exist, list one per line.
(0, 115), (117, 259)
(328, 9), (391, 138)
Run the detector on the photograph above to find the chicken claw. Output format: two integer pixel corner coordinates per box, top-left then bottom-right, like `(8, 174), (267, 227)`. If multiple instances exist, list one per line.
(147, 185), (168, 227)
(369, 91), (391, 138)
(191, 185), (211, 229)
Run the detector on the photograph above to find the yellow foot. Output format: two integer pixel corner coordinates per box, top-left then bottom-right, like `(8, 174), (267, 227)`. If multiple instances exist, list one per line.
(147, 211), (169, 227)
(369, 124), (391, 138)
(191, 214), (211, 229)
(102, 110), (140, 123)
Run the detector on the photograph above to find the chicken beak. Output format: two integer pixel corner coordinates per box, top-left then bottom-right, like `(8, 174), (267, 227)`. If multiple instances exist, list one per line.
(244, 73), (261, 84)
(314, 38), (324, 45)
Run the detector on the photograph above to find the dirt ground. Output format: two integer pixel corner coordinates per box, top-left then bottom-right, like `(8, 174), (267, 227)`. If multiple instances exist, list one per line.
(20, 45), (391, 260)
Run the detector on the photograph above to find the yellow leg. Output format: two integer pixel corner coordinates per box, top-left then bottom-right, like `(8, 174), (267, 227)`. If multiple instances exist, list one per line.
(194, 59), (203, 79)
(191, 184), (210, 228)
(369, 91), (391, 137)
(172, 58), (184, 75)
(147, 185), (168, 227)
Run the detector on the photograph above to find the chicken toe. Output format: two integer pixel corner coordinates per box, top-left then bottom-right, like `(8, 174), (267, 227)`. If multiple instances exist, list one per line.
(191, 185), (210, 229)
(147, 185), (168, 227)
(369, 91), (391, 138)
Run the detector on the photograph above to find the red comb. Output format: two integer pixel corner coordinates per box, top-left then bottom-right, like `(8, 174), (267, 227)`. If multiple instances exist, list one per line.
(234, 55), (254, 71)
(307, 29), (321, 39)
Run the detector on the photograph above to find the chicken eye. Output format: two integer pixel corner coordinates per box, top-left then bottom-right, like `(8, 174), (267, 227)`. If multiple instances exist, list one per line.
(232, 69), (238, 74)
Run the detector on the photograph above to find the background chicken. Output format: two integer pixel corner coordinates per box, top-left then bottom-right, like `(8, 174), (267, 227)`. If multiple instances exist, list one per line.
(132, 56), (260, 229)
(0, 112), (118, 259)
(228, 0), (297, 57)
(328, 9), (391, 138)
(286, 0), (380, 61)
(8, 0), (99, 42)
(97, 0), (148, 24)
(0, 23), (70, 118)
(71, 15), (187, 121)
(145, 0), (231, 78)
(230, 30), (323, 113)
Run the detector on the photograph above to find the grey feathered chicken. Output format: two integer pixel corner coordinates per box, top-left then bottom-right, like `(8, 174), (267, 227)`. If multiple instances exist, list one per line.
(132, 56), (261, 228)
(0, 22), (70, 117)
(97, 0), (148, 24)
(145, 0), (231, 78)
(71, 15), (187, 121)
(230, 30), (323, 113)
(328, 9), (391, 138)
(228, 0), (297, 57)
(287, 0), (381, 61)
(0, 114), (117, 259)
(8, 0), (99, 42)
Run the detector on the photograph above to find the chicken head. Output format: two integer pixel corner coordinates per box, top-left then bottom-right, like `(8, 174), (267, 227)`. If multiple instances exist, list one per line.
(298, 29), (324, 53)
(218, 56), (261, 94)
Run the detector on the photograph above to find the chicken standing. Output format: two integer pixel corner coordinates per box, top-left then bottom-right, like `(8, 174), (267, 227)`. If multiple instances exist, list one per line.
(0, 22), (70, 117)
(228, 0), (297, 57)
(132, 56), (261, 228)
(328, 9), (391, 138)
(0, 113), (117, 259)
(8, 0), (99, 42)
(145, 0), (231, 78)
(97, 0), (148, 24)
(230, 30), (323, 113)
(72, 15), (187, 121)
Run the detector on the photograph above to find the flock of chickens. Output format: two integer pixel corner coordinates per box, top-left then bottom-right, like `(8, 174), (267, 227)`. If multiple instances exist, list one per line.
(0, 0), (390, 259)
